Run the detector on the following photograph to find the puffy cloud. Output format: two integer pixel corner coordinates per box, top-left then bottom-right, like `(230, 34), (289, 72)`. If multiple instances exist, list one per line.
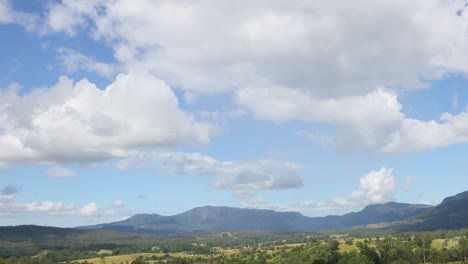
(45, 0), (103, 36)
(248, 167), (399, 216)
(381, 113), (468, 153)
(40, 0), (468, 154)
(118, 151), (304, 199)
(45, 0), (468, 96)
(0, 73), (217, 165)
(349, 167), (396, 205)
(238, 86), (468, 154)
(79, 202), (99, 216)
(46, 166), (78, 177)
(236, 87), (403, 153)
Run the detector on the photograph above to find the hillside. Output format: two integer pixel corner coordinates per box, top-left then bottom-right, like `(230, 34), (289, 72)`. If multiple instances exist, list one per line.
(82, 202), (433, 235)
(399, 190), (468, 231)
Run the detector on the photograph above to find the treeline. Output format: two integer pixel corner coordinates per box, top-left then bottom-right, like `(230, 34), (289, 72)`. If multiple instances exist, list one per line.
(0, 229), (326, 263)
(0, 228), (467, 263)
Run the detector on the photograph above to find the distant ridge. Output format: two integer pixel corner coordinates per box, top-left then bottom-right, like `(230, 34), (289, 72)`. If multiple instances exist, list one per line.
(80, 202), (433, 235)
(3, 190), (468, 236)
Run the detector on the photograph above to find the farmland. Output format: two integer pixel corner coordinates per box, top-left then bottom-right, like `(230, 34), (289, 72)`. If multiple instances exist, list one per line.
(1, 225), (467, 263)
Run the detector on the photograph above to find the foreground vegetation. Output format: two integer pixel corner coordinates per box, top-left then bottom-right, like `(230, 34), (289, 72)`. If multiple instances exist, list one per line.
(0, 226), (467, 264)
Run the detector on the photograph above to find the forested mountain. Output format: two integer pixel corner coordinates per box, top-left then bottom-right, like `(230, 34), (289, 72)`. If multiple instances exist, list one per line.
(5, 190), (466, 237)
(399, 190), (468, 231)
(81, 202), (433, 234)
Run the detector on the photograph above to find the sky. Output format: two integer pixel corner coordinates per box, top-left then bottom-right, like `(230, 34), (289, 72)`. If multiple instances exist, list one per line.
(0, 0), (468, 227)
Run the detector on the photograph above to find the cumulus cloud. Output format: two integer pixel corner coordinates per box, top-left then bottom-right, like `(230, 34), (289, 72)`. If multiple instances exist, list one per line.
(118, 151), (304, 199)
(238, 86), (468, 154)
(45, 0), (103, 36)
(38, 0), (468, 154)
(0, 73), (217, 166)
(349, 167), (396, 205)
(306, 167), (396, 215)
(250, 167), (398, 216)
(45, 0), (468, 95)
(46, 166), (78, 177)
(79, 202), (99, 216)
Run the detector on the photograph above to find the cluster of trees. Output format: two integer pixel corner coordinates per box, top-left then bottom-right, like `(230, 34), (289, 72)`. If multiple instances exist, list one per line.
(222, 232), (468, 264)
(1, 230), (468, 263)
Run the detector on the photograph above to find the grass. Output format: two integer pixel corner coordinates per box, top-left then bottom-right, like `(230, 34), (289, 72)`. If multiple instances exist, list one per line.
(74, 252), (211, 264)
(432, 238), (459, 250)
(74, 237), (465, 264)
(77, 253), (155, 264)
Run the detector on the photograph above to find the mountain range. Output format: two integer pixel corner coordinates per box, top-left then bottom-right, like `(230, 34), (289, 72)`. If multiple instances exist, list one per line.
(80, 190), (468, 235)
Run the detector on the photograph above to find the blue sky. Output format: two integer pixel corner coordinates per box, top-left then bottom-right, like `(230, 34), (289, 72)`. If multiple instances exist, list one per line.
(0, 0), (468, 227)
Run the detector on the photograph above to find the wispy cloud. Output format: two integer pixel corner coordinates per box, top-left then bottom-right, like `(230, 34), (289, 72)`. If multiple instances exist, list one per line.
(0, 0), (39, 31)
(46, 166), (78, 177)
(57, 47), (119, 78)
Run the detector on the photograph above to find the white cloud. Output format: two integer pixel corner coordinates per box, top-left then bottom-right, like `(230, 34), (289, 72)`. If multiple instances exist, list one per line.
(349, 167), (396, 205)
(247, 167), (399, 216)
(46, 166), (77, 177)
(112, 200), (125, 208)
(45, 0), (468, 96)
(79, 202), (99, 216)
(0, 187), (110, 217)
(118, 151), (304, 200)
(238, 86), (468, 154)
(45, 0), (103, 36)
(57, 47), (118, 78)
(381, 113), (468, 153)
(40, 0), (468, 154)
(0, 73), (217, 165)
(0, 0), (13, 24)
(26, 201), (73, 212)
(0, 0), (38, 30)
